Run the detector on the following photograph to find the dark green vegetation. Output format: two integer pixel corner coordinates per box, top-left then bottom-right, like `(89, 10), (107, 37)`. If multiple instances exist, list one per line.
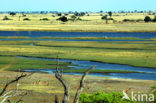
(0, 56), (71, 71)
(80, 88), (156, 103)
(80, 92), (134, 103)
(151, 86), (156, 102)
(3, 16), (11, 20)
(57, 16), (68, 22)
(23, 18), (31, 21)
(144, 16), (156, 22)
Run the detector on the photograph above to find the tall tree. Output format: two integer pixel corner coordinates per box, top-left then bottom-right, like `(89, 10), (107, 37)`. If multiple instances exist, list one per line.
(108, 11), (112, 18)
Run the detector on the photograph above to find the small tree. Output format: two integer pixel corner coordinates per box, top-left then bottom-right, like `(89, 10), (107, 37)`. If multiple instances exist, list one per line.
(79, 12), (85, 16)
(9, 12), (16, 16)
(71, 15), (77, 19)
(101, 15), (108, 24)
(74, 12), (79, 16)
(144, 16), (151, 22)
(57, 13), (62, 16)
(57, 16), (68, 22)
(108, 11), (112, 18)
(100, 10), (103, 13)
(152, 16), (156, 22)
(3, 16), (11, 20)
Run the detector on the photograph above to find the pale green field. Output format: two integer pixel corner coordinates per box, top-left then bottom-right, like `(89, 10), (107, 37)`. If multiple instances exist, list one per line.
(0, 13), (155, 32)
(0, 40), (156, 68)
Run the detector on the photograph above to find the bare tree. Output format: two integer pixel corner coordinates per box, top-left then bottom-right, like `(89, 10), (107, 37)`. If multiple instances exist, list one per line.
(55, 56), (95, 103)
(0, 72), (33, 103)
(73, 66), (95, 103)
(55, 56), (70, 103)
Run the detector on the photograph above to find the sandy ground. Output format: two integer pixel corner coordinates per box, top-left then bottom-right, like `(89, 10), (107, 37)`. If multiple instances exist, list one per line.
(0, 71), (156, 103)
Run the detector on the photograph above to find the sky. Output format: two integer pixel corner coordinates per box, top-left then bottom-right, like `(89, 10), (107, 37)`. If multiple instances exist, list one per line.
(0, 0), (156, 12)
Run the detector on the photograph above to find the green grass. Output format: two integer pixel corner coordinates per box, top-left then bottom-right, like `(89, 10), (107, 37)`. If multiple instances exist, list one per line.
(0, 40), (156, 69)
(63, 69), (145, 74)
(35, 41), (156, 50)
(0, 56), (71, 71)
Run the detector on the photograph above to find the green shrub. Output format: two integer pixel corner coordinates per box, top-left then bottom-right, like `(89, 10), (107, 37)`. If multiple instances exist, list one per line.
(151, 86), (156, 102)
(123, 19), (135, 22)
(40, 18), (49, 21)
(57, 16), (68, 22)
(3, 16), (11, 20)
(23, 18), (31, 21)
(144, 16), (152, 22)
(136, 19), (143, 22)
(70, 15), (82, 21)
(101, 15), (108, 20)
(152, 16), (156, 22)
(107, 18), (114, 20)
(79, 92), (133, 103)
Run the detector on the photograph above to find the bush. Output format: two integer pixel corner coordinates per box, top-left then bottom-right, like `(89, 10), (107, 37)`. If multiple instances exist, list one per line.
(80, 92), (133, 103)
(40, 18), (49, 21)
(151, 86), (156, 102)
(23, 18), (30, 21)
(152, 16), (156, 22)
(123, 19), (143, 22)
(3, 16), (11, 20)
(9, 12), (16, 16)
(57, 13), (62, 16)
(101, 15), (107, 20)
(52, 15), (55, 17)
(70, 15), (82, 21)
(71, 15), (77, 19)
(144, 16), (152, 22)
(107, 18), (114, 20)
(64, 13), (68, 16)
(74, 12), (85, 16)
(57, 16), (68, 22)
(136, 19), (143, 22)
(123, 19), (135, 22)
(22, 14), (26, 17)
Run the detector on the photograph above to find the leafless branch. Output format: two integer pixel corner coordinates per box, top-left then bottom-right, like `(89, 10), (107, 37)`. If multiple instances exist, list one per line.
(73, 66), (95, 103)
(0, 73), (27, 96)
(55, 56), (70, 103)
(0, 91), (24, 103)
(55, 95), (59, 103)
(16, 92), (27, 103)
(54, 55), (95, 103)
(0, 72), (33, 103)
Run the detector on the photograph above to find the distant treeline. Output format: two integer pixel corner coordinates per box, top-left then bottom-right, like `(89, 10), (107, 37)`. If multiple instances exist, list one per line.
(0, 10), (156, 14)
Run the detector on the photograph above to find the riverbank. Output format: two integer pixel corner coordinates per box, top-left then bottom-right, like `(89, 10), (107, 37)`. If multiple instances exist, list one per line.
(0, 71), (155, 103)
